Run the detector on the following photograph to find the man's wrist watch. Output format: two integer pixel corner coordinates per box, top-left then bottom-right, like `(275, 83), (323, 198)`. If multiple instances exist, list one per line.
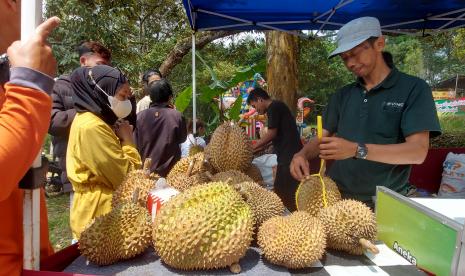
(355, 143), (368, 159)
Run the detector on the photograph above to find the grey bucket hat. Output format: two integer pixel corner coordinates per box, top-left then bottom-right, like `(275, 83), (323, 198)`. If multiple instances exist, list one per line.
(329, 17), (382, 59)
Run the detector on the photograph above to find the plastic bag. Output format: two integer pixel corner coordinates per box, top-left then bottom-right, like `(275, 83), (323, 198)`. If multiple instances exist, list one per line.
(252, 154), (277, 190)
(438, 152), (465, 198)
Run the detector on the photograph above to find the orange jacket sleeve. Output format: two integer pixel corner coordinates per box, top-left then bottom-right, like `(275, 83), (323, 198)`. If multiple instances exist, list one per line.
(0, 67), (54, 202)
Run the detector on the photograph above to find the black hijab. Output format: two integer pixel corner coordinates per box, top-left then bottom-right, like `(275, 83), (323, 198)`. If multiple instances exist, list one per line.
(72, 65), (127, 125)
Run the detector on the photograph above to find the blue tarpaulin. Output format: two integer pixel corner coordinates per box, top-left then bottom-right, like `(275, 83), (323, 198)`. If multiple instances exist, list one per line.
(183, 0), (465, 34)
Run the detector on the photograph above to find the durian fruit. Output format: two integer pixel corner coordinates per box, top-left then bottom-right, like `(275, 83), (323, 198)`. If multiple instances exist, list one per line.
(115, 201), (152, 260)
(210, 170), (253, 185)
(244, 164), (264, 186)
(188, 144), (204, 156)
(233, 182), (284, 228)
(205, 122), (253, 172)
(295, 175), (341, 217)
(112, 158), (158, 208)
(79, 191), (152, 265)
(258, 212), (326, 269)
(166, 152), (210, 191)
(153, 182), (254, 272)
(78, 213), (120, 265)
(318, 199), (378, 255)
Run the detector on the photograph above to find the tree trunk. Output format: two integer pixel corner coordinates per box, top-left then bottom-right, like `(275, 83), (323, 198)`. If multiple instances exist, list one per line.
(159, 31), (239, 77)
(265, 31), (299, 114)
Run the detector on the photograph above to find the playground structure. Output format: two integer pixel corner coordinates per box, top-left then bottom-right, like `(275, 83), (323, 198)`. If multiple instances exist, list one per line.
(296, 97), (315, 137)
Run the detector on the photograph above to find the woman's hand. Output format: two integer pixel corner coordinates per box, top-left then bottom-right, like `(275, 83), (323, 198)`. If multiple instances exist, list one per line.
(114, 119), (134, 145)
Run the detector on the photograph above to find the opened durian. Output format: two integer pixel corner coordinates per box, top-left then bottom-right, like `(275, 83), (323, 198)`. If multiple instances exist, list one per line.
(295, 175), (341, 216)
(210, 170), (253, 185)
(79, 190), (152, 265)
(112, 158), (158, 208)
(205, 122), (253, 172)
(233, 182), (284, 228)
(258, 212), (326, 269)
(166, 152), (210, 191)
(244, 164), (264, 186)
(318, 199), (378, 255)
(153, 182), (254, 272)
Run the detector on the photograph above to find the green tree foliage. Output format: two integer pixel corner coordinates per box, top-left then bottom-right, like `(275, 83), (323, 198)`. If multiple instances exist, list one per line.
(298, 36), (353, 121)
(386, 32), (465, 85)
(45, 0), (189, 92)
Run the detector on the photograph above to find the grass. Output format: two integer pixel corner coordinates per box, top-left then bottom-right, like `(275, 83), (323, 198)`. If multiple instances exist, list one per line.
(430, 114), (465, 148)
(46, 193), (73, 251)
(438, 113), (465, 133)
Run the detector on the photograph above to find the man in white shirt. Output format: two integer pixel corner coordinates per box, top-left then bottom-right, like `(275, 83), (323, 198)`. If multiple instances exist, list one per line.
(136, 69), (162, 113)
(180, 119), (207, 157)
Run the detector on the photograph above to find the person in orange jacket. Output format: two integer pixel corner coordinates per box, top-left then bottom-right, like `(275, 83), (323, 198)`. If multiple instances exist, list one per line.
(0, 0), (61, 275)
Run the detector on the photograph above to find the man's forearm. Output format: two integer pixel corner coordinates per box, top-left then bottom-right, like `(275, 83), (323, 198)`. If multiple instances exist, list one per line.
(254, 130), (276, 150)
(365, 131), (429, 165)
(366, 142), (428, 165)
(299, 137), (320, 160)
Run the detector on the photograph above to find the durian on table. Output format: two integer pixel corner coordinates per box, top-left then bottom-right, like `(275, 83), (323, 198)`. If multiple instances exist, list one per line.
(188, 143), (204, 156)
(244, 164), (265, 186)
(258, 211), (326, 269)
(112, 158), (158, 208)
(233, 181), (284, 228)
(166, 152), (211, 191)
(205, 122), (253, 172)
(209, 170), (253, 185)
(318, 199), (379, 255)
(79, 189), (152, 266)
(295, 175), (341, 216)
(153, 182), (254, 273)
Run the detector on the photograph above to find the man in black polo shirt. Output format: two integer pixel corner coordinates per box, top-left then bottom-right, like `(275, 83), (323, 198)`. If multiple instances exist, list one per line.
(290, 17), (441, 207)
(247, 88), (302, 211)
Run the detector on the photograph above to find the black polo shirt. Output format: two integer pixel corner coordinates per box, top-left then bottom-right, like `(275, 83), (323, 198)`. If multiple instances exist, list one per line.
(267, 100), (302, 165)
(323, 68), (441, 202)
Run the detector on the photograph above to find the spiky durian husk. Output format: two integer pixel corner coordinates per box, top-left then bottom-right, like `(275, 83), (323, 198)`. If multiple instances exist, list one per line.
(79, 202), (152, 265)
(153, 182), (254, 270)
(210, 170), (253, 185)
(205, 122), (253, 172)
(117, 203), (153, 259)
(258, 212), (326, 268)
(188, 144), (204, 156)
(318, 199), (377, 255)
(233, 182), (284, 228)
(112, 169), (158, 208)
(166, 152), (210, 191)
(166, 172), (210, 191)
(295, 176), (341, 217)
(243, 164), (264, 186)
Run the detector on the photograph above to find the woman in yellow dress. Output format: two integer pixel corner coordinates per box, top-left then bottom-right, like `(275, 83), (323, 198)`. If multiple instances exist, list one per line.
(67, 65), (142, 240)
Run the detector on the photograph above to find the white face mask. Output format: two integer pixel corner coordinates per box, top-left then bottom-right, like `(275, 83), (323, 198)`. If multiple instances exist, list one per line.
(107, 95), (132, 118)
(89, 70), (132, 118)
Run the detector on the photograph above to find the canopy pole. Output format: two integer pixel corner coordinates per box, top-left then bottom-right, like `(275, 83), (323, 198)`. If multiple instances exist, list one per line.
(192, 32), (197, 134)
(455, 74), (459, 96)
(21, 0), (43, 271)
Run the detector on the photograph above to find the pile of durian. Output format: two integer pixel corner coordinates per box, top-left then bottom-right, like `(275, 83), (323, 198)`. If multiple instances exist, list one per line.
(77, 123), (379, 273)
(166, 121), (265, 191)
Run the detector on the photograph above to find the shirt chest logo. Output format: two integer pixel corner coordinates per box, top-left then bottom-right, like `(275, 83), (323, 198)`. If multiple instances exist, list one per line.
(382, 101), (405, 112)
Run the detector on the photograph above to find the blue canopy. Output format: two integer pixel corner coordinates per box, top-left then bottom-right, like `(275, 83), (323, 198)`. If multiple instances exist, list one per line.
(183, 0), (465, 34)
